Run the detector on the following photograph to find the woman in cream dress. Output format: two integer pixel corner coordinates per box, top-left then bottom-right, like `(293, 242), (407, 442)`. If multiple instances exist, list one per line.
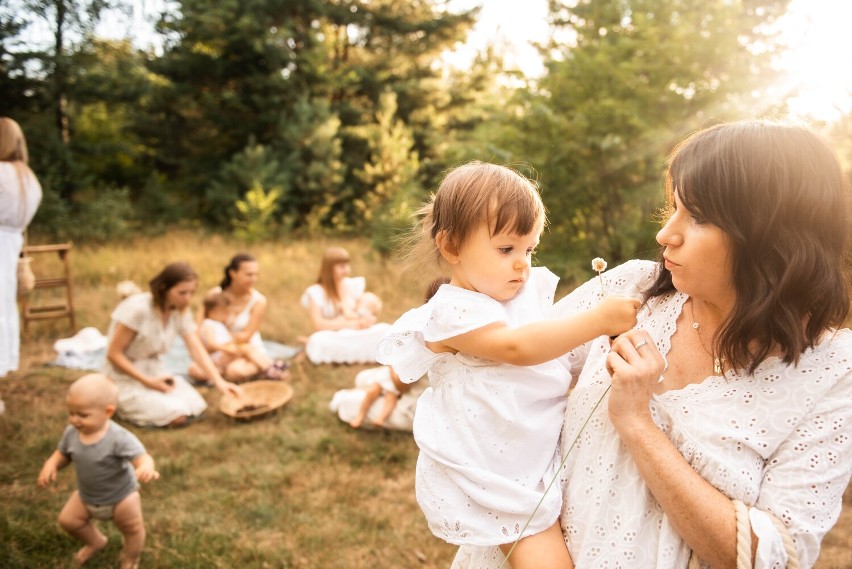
(105, 262), (241, 427)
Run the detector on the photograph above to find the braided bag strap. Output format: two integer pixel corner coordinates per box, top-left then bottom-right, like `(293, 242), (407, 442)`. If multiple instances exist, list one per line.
(688, 500), (799, 569)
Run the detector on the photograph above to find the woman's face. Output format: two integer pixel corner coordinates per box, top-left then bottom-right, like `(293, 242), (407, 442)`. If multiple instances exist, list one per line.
(656, 190), (735, 307)
(165, 279), (198, 310)
(229, 261), (259, 291)
(332, 261), (351, 282)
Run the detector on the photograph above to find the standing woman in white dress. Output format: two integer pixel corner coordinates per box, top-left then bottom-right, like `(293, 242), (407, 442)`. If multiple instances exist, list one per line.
(0, 118), (42, 386)
(454, 121), (852, 568)
(105, 262), (242, 427)
(300, 246), (390, 364)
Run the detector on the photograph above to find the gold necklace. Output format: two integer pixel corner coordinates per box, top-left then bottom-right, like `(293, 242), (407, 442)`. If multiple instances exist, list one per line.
(690, 299), (725, 375)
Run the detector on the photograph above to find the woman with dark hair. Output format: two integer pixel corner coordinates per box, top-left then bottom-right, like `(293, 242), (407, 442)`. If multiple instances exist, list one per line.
(105, 262), (241, 427)
(454, 120), (851, 568)
(193, 253), (287, 382)
(300, 246), (390, 364)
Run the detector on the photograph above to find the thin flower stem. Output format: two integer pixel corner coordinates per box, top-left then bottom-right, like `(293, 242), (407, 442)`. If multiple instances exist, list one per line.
(498, 383), (612, 568)
(597, 273), (605, 296)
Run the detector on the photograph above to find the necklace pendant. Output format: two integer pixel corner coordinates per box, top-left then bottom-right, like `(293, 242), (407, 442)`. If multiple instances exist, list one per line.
(692, 321), (700, 329)
(714, 357), (723, 375)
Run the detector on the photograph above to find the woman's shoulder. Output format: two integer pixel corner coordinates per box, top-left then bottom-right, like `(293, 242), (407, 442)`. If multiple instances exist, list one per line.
(249, 288), (267, 306)
(115, 292), (153, 313)
(301, 283), (326, 307)
(204, 285), (223, 298)
(111, 292), (154, 328)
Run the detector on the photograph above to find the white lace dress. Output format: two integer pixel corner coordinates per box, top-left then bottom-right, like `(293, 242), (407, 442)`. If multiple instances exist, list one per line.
(377, 267), (571, 546)
(0, 162), (42, 377)
(103, 293), (207, 427)
(453, 260), (852, 568)
(301, 276), (390, 364)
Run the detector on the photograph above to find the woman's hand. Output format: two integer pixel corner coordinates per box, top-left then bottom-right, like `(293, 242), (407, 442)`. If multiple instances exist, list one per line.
(147, 375), (176, 393)
(217, 380), (243, 399)
(606, 330), (666, 432)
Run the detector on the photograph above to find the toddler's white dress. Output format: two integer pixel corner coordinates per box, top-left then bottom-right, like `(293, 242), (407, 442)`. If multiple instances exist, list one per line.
(376, 267), (571, 546)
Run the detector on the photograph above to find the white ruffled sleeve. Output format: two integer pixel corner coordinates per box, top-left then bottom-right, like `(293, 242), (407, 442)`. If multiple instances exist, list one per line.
(376, 287), (506, 383)
(751, 348), (852, 568)
(300, 284), (325, 309)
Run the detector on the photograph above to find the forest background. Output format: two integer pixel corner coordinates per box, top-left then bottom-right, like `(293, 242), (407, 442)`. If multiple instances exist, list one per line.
(3, 0), (851, 280)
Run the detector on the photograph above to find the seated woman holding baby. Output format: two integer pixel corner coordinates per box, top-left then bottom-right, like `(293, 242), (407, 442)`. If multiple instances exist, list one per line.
(300, 246), (390, 364)
(189, 253), (288, 383)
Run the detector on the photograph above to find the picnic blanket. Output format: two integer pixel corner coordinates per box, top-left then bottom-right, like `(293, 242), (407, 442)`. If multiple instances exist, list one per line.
(50, 327), (300, 375)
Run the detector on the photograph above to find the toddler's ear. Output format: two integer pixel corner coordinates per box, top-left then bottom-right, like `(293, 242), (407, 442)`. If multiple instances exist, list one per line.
(105, 404), (116, 418)
(436, 231), (460, 264)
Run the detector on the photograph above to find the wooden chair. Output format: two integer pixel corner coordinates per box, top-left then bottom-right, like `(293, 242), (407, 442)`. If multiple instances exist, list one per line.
(19, 243), (76, 334)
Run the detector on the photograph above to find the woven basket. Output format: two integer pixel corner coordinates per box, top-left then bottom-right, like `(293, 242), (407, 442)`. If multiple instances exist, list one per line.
(219, 380), (294, 420)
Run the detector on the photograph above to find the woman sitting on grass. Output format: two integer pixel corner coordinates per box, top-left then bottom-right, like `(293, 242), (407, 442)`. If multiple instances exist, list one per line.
(105, 262), (242, 428)
(300, 246), (390, 364)
(191, 253), (288, 383)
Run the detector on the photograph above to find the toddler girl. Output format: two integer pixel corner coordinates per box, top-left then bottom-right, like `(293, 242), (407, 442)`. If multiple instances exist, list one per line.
(376, 162), (638, 569)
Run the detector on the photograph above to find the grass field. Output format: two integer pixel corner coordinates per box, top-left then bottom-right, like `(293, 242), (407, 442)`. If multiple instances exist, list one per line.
(1, 232), (850, 568)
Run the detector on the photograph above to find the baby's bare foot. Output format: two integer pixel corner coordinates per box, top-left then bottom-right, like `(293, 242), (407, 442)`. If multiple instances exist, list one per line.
(120, 553), (140, 569)
(73, 533), (108, 565)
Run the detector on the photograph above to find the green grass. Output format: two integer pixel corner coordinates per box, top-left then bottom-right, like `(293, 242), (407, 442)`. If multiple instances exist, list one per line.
(2, 231), (850, 568)
(2, 233), (457, 568)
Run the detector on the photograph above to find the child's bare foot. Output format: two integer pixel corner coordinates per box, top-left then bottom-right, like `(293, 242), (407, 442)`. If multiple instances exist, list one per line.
(349, 416), (364, 428)
(120, 553), (140, 569)
(73, 533), (108, 565)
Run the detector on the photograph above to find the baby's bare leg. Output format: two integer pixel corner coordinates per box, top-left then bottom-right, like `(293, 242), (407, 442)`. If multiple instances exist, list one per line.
(57, 490), (108, 565)
(111, 491), (145, 569)
(374, 392), (400, 427)
(240, 344), (273, 370)
(497, 521), (573, 569)
(224, 357), (262, 383)
(350, 383), (382, 428)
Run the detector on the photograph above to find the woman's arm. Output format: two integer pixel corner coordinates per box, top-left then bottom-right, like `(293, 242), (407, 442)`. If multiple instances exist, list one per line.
(306, 296), (372, 331)
(231, 293), (267, 344)
(107, 323), (173, 392)
(606, 330), (750, 568)
(438, 295), (640, 366)
(183, 330), (242, 397)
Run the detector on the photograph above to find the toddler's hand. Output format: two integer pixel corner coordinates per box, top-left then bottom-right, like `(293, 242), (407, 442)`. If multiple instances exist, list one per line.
(37, 464), (57, 488)
(135, 464), (160, 483)
(596, 295), (640, 337)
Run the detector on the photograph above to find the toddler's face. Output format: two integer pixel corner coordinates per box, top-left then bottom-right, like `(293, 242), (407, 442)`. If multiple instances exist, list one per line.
(208, 305), (232, 325)
(66, 392), (112, 435)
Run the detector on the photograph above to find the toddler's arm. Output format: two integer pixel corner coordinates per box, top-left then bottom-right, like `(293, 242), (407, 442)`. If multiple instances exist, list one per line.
(436, 295), (639, 366)
(132, 453), (160, 483)
(37, 450), (70, 487)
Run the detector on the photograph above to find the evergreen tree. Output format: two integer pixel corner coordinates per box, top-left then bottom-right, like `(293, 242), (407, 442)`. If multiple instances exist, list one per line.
(508, 0), (791, 276)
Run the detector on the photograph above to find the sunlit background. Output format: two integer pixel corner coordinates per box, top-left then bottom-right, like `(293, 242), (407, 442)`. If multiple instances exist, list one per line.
(25, 0), (852, 124)
(441, 0), (851, 123)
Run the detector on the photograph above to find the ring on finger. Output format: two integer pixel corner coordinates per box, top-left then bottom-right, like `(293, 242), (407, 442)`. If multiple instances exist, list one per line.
(634, 339), (648, 350)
